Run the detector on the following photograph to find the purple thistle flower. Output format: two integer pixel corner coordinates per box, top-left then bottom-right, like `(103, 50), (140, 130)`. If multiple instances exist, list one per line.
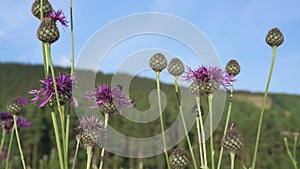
(85, 84), (132, 114)
(48, 9), (68, 28)
(183, 65), (234, 91)
(0, 112), (31, 134)
(79, 115), (104, 132)
(28, 73), (77, 108)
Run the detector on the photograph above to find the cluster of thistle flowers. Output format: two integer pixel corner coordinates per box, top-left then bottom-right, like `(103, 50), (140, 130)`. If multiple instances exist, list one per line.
(0, 97), (31, 160)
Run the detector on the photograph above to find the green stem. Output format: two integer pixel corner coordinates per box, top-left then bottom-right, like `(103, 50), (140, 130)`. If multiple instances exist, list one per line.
(51, 112), (64, 169)
(86, 146), (93, 169)
(196, 96), (208, 168)
(217, 85), (234, 169)
(13, 115), (26, 169)
(39, 0), (48, 78)
(230, 153), (236, 169)
(5, 122), (15, 169)
(156, 71), (171, 169)
(284, 137), (298, 169)
(196, 118), (204, 167)
(0, 129), (6, 156)
(65, 114), (70, 169)
(293, 135), (298, 159)
(173, 77), (198, 169)
(208, 93), (215, 169)
(251, 47), (277, 169)
(71, 136), (80, 169)
(70, 0), (75, 76)
(99, 113), (109, 169)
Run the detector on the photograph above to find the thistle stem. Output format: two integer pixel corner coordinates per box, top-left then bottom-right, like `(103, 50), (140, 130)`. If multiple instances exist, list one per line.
(293, 135), (298, 159)
(71, 136), (80, 169)
(196, 96), (208, 168)
(208, 93), (215, 169)
(217, 85), (234, 169)
(70, 0), (75, 76)
(0, 129), (6, 156)
(230, 153), (236, 169)
(51, 112), (64, 169)
(99, 113), (109, 169)
(156, 71), (171, 169)
(284, 137), (298, 169)
(173, 77), (198, 169)
(65, 114), (70, 169)
(39, 0), (48, 78)
(5, 122), (15, 169)
(13, 115), (26, 169)
(86, 146), (93, 169)
(251, 47), (277, 169)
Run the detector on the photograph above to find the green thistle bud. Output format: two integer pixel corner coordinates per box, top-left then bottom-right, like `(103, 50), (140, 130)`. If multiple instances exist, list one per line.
(103, 102), (117, 114)
(226, 60), (240, 77)
(31, 0), (53, 19)
(149, 53), (167, 72)
(169, 148), (190, 169)
(168, 58), (185, 77)
(7, 97), (28, 116)
(37, 18), (60, 44)
(204, 81), (220, 94)
(266, 27), (284, 47)
(80, 131), (95, 148)
(222, 124), (244, 154)
(189, 80), (205, 95)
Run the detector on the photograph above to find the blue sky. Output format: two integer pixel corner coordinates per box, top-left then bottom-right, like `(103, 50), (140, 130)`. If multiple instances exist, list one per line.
(0, 0), (300, 94)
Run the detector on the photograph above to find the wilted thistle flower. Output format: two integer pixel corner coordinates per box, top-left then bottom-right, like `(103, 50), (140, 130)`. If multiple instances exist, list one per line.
(0, 112), (31, 134)
(7, 97), (28, 116)
(222, 123), (244, 154)
(149, 53), (167, 72)
(226, 60), (240, 77)
(168, 58), (185, 77)
(28, 73), (77, 108)
(266, 27), (284, 47)
(37, 10), (68, 44)
(184, 66), (233, 94)
(169, 148), (190, 169)
(31, 0), (53, 19)
(78, 115), (104, 148)
(85, 84), (132, 114)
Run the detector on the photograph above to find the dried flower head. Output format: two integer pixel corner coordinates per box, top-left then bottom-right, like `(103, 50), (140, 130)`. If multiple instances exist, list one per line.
(85, 84), (132, 114)
(0, 112), (31, 134)
(222, 123), (244, 154)
(7, 97), (29, 115)
(28, 73), (77, 108)
(169, 148), (190, 169)
(266, 27), (284, 47)
(168, 58), (185, 77)
(149, 53), (167, 72)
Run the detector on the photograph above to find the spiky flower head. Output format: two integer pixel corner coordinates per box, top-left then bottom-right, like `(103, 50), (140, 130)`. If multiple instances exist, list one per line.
(266, 27), (284, 47)
(37, 10), (68, 44)
(0, 112), (31, 134)
(226, 60), (240, 77)
(7, 97), (28, 116)
(222, 123), (244, 154)
(149, 53), (167, 72)
(85, 84), (132, 114)
(78, 115), (104, 147)
(169, 148), (190, 169)
(31, 0), (53, 19)
(28, 73), (77, 108)
(184, 66), (233, 94)
(168, 58), (185, 77)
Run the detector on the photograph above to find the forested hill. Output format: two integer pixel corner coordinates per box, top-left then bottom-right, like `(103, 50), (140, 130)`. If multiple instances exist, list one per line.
(0, 63), (299, 169)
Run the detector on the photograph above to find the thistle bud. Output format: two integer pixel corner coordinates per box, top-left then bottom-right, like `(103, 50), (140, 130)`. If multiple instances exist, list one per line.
(149, 53), (167, 72)
(169, 148), (190, 169)
(266, 27), (284, 47)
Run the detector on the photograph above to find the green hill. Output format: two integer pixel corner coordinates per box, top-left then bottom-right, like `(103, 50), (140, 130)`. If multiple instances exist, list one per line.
(0, 63), (299, 169)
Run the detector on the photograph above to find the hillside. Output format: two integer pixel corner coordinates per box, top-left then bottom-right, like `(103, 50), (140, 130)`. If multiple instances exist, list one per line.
(0, 63), (299, 169)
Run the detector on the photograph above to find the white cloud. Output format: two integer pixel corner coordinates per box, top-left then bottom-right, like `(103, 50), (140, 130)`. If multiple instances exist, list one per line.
(56, 56), (71, 68)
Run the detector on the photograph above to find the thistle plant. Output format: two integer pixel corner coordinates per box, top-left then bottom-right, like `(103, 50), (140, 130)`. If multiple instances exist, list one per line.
(251, 27), (284, 169)
(86, 84), (132, 169)
(149, 53), (171, 169)
(168, 58), (198, 169)
(169, 148), (190, 169)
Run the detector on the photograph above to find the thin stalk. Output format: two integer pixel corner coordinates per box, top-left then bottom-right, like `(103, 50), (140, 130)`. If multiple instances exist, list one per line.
(251, 47), (277, 169)
(39, 0), (48, 78)
(5, 123), (15, 169)
(173, 77), (198, 169)
(284, 137), (298, 169)
(230, 153), (236, 169)
(0, 129), (6, 156)
(217, 85), (234, 169)
(196, 118), (204, 167)
(13, 115), (26, 169)
(293, 135), (298, 159)
(71, 137), (80, 169)
(195, 96), (208, 168)
(65, 114), (70, 169)
(156, 71), (171, 169)
(86, 146), (93, 169)
(99, 113), (109, 169)
(208, 93), (215, 169)
(51, 112), (64, 169)
(70, 0), (75, 76)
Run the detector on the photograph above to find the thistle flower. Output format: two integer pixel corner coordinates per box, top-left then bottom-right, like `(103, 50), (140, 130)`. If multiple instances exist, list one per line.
(31, 0), (53, 19)
(0, 112), (31, 134)
(266, 27), (284, 47)
(37, 10), (68, 44)
(169, 148), (190, 169)
(28, 73), (77, 108)
(78, 115), (105, 147)
(149, 53), (167, 72)
(85, 84), (132, 114)
(222, 123), (244, 154)
(168, 58), (185, 77)
(6, 97), (29, 115)
(184, 65), (233, 94)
